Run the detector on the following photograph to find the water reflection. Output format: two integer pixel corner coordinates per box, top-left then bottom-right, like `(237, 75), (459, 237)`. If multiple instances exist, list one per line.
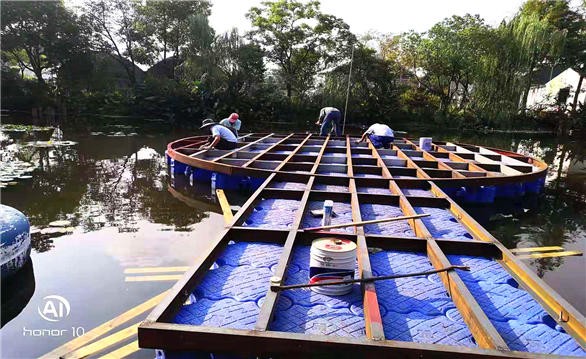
(2, 134), (215, 253)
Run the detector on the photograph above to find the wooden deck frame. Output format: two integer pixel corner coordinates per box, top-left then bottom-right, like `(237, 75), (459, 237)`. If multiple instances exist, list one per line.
(242, 133), (296, 167)
(254, 134), (328, 331)
(346, 136), (385, 340)
(139, 134), (584, 357)
(403, 138), (468, 178)
(368, 145), (509, 350)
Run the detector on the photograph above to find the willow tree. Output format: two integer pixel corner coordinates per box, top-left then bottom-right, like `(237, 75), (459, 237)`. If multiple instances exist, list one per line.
(515, 12), (567, 111)
(471, 8), (566, 124)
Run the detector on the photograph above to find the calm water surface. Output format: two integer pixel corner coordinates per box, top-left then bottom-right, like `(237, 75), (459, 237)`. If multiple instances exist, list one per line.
(0, 129), (584, 358)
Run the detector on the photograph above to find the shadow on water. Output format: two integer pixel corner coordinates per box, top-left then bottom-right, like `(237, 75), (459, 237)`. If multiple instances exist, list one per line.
(1, 259), (35, 328)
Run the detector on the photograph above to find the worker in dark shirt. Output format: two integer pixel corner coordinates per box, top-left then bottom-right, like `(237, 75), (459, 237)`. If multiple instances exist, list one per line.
(316, 107), (342, 136)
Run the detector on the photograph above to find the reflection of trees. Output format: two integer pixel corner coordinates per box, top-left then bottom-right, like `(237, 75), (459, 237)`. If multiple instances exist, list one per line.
(2, 135), (217, 255)
(77, 145), (209, 232)
(2, 145), (87, 226)
(486, 184), (585, 277)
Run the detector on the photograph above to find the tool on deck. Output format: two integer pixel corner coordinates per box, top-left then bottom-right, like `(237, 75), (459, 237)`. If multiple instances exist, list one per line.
(303, 213), (430, 231)
(270, 265), (470, 292)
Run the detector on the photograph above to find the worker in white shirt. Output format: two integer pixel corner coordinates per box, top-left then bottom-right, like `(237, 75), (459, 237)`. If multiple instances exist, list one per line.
(199, 119), (238, 150)
(356, 123), (394, 149)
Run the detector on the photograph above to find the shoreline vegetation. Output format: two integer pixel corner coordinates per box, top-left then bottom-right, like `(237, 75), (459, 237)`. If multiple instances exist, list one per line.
(1, 0), (584, 135)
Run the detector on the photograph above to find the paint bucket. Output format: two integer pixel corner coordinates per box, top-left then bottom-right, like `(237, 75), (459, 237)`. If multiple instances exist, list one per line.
(419, 137), (432, 151)
(309, 238), (356, 295)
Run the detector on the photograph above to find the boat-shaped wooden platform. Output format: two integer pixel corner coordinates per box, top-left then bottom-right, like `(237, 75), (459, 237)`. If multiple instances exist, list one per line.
(165, 133), (548, 189)
(139, 134), (585, 358)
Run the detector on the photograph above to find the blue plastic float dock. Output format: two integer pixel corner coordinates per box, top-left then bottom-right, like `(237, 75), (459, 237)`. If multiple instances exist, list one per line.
(139, 134), (585, 358)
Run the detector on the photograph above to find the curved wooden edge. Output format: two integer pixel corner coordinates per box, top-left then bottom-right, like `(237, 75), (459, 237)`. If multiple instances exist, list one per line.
(166, 134), (548, 187)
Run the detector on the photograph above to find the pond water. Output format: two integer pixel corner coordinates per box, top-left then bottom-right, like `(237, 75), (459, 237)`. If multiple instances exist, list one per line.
(0, 129), (584, 358)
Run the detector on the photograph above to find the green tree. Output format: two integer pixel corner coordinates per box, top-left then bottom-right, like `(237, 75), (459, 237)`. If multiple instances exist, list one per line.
(84, 0), (150, 86)
(1, 1), (88, 84)
(395, 15), (490, 116)
(136, 0), (211, 61)
(322, 43), (398, 123)
(246, 0), (355, 99)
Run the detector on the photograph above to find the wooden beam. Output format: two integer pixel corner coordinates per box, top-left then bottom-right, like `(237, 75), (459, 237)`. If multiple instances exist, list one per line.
(403, 138), (466, 179)
(99, 340), (140, 359)
(40, 291), (167, 359)
(255, 136), (330, 331)
(63, 323), (139, 358)
(124, 266), (189, 274)
(347, 136), (385, 341)
(139, 322), (560, 358)
(510, 246), (564, 253)
(125, 275), (184, 282)
(515, 251), (583, 260)
(216, 189), (234, 225)
(387, 180), (509, 350)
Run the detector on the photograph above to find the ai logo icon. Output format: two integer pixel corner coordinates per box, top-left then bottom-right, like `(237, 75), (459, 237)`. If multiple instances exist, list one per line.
(38, 295), (71, 322)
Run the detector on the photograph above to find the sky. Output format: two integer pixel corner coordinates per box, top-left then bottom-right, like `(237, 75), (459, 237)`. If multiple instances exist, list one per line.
(208, 0), (528, 36)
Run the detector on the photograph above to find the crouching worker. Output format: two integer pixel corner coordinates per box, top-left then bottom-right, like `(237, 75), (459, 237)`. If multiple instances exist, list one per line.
(356, 123), (394, 149)
(199, 119), (238, 150)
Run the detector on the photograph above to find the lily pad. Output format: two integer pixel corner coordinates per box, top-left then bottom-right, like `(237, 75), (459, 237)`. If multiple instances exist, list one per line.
(49, 220), (72, 227)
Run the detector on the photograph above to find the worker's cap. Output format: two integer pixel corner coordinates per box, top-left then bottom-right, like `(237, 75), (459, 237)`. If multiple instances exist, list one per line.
(228, 113), (239, 122)
(200, 118), (216, 129)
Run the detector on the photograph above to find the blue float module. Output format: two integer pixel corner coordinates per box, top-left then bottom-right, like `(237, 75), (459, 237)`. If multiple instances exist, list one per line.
(172, 242), (584, 356)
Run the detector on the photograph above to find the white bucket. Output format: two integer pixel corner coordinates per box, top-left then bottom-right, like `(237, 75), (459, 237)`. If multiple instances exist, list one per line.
(309, 238), (356, 295)
(419, 137), (432, 151)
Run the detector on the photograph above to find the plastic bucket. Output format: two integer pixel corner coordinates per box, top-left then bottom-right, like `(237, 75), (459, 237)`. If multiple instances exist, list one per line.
(419, 137), (432, 151)
(309, 238), (356, 295)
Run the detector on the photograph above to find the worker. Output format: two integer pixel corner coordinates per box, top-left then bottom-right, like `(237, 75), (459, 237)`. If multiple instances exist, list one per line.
(199, 119), (238, 150)
(356, 123), (394, 149)
(316, 107), (342, 137)
(219, 112), (241, 137)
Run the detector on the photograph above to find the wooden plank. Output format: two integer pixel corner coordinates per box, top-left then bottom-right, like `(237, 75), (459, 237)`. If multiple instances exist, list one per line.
(125, 275), (184, 282)
(515, 251), (583, 260)
(216, 189), (234, 224)
(99, 340), (140, 359)
(139, 322), (562, 358)
(124, 266), (189, 274)
(40, 291), (167, 359)
(347, 136), (385, 341)
(255, 135), (329, 331)
(510, 246), (564, 253)
(63, 323), (139, 358)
